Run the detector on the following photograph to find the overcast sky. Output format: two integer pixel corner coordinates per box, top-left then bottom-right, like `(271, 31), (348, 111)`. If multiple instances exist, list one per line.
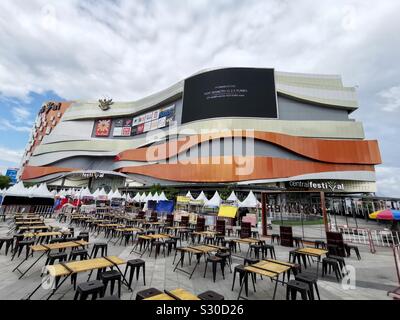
(0, 0), (399, 196)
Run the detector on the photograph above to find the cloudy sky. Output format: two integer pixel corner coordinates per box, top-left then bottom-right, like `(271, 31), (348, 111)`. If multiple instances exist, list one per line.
(0, 0), (399, 196)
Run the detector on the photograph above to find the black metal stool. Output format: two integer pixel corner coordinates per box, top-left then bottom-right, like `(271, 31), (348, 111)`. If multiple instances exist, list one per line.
(243, 257), (259, 266)
(286, 280), (311, 300)
(45, 252), (68, 266)
(69, 249), (89, 261)
(165, 239), (177, 256)
(271, 234), (280, 244)
(90, 243), (108, 258)
(261, 244), (276, 259)
(100, 270), (122, 298)
(322, 258), (342, 281)
(295, 273), (320, 300)
(204, 256), (225, 282)
(136, 288), (162, 300)
(77, 232), (89, 242)
(345, 244), (361, 260)
(231, 265), (256, 297)
(216, 251), (232, 273)
(149, 240), (166, 259)
(0, 237), (14, 256)
(198, 291), (225, 300)
(249, 244), (262, 259)
(293, 237), (304, 248)
(314, 240), (326, 249)
(74, 280), (105, 300)
(204, 236), (214, 245)
(12, 238), (34, 261)
(215, 235), (225, 246)
(124, 259), (146, 288)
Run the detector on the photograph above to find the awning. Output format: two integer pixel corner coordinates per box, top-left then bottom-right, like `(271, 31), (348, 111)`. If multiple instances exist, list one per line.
(218, 205), (238, 219)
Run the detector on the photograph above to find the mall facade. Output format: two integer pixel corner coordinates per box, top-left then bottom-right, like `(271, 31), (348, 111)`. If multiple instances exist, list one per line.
(19, 67), (382, 194)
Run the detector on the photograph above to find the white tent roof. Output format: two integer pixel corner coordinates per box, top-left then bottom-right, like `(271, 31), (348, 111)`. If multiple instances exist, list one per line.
(133, 193), (141, 202)
(144, 193), (153, 202)
(204, 191), (222, 207)
(122, 193), (127, 200)
(80, 187), (93, 198)
(51, 190), (57, 196)
(107, 190), (114, 199)
(159, 192), (168, 201)
(139, 193), (147, 202)
(92, 189), (100, 198)
(239, 191), (260, 208)
(111, 190), (123, 199)
(4, 182), (28, 197)
(185, 191), (194, 200)
(196, 191), (208, 202)
(97, 188), (108, 200)
(152, 192), (160, 201)
(29, 183), (54, 198)
(227, 191), (239, 202)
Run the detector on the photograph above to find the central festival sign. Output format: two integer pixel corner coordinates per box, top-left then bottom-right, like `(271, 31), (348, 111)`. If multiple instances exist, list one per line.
(286, 180), (345, 192)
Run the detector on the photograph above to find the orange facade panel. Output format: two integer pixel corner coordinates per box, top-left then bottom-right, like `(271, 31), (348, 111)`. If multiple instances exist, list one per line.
(117, 131), (382, 165)
(21, 166), (75, 181)
(120, 156), (375, 183)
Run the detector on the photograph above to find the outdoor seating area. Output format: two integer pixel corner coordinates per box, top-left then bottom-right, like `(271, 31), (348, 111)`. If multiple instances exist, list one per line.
(0, 202), (399, 301)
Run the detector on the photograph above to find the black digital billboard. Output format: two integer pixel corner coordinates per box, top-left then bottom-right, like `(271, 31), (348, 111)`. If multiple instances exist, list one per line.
(182, 68), (278, 124)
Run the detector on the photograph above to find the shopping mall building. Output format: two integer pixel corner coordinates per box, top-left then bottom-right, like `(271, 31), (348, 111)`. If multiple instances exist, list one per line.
(19, 67), (382, 195)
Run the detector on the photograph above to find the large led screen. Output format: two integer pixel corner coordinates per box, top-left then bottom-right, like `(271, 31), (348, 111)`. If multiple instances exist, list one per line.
(182, 68), (278, 124)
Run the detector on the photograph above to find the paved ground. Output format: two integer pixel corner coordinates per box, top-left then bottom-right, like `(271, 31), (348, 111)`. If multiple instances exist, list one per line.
(0, 217), (398, 300)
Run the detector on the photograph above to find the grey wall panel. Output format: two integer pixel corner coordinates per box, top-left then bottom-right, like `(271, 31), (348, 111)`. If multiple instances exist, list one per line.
(278, 96), (350, 121)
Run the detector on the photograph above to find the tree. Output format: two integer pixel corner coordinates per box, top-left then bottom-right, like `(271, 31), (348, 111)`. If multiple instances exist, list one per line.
(0, 175), (10, 189)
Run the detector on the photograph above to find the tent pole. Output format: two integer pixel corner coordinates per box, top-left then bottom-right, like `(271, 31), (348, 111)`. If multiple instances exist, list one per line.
(261, 192), (267, 237)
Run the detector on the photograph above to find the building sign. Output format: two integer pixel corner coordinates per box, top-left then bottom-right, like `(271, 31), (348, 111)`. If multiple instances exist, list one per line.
(182, 68), (278, 124)
(95, 119), (112, 137)
(81, 172), (105, 179)
(286, 181), (345, 192)
(93, 104), (176, 139)
(5, 168), (18, 185)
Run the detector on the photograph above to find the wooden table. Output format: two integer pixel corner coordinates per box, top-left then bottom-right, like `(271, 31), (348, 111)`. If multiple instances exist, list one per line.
(295, 247), (328, 277)
(23, 231), (62, 239)
(173, 244), (224, 279)
(18, 225), (50, 232)
(144, 288), (201, 301)
(131, 234), (171, 257)
(238, 259), (295, 300)
(13, 240), (89, 279)
(27, 256), (128, 300)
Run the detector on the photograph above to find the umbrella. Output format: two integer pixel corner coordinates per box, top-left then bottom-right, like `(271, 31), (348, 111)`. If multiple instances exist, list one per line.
(369, 209), (400, 221)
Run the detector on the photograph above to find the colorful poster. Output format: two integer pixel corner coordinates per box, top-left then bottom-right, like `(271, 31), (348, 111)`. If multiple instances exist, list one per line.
(133, 117), (140, 126)
(159, 105), (175, 118)
(143, 121), (151, 132)
(113, 127), (123, 136)
(137, 123), (145, 134)
(122, 127), (132, 136)
(150, 120), (159, 131)
(152, 110), (160, 120)
(139, 115), (146, 124)
(123, 118), (133, 127)
(95, 119), (111, 137)
(145, 112), (153, 123)
(114, 119), (124, 127)
(158, 116), (167, 128)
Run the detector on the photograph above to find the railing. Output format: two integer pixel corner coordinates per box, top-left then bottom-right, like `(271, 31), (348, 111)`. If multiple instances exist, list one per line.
(0, 205), (54, 217)
(333, 225), (400, 252)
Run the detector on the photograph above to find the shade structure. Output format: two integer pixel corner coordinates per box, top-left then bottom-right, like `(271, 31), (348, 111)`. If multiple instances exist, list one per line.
(132, 193), (141, 202)
(111, 190), (123, 199)
(92, 189), (100, 198)
(205, 191), (222, 208)
(96, 188), (108, 200)
(152, 192), (160, 201)
(226, 191), (239, 202)
(369, 209), (400, 221)
(4, 182), (28, 197)
(29, 183), (54, 199)
(185, 191), (194, 200)
(196, 191), (208, 203)
(239, 191), (260, 208)
(218, 205), (238, 218)
(159, 192), (168, 201)
(139, 193), (147, 202)
(144, 193), (153, 202)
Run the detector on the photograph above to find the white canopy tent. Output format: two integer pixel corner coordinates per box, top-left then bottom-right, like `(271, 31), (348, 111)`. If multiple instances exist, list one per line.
(29, 183), (54, 199)
(239, 191), (261, 208)
(185, 191), (194, 200)
(4, 182), (29, 198)
(152, 192), (160, 202)
(92, 189), (100, 198)
(226, 191), (239, 202)
(107, 190), (114, 200)
(196, 191), (208, 203)
(144, 193), (153, 202)
(96, 188), (108, 200)
(133, 193), (141, 203)
(111, 190), (123, 199)
(139, 193), (147, 203)
(204, 191), (222, 208)
(159, 192), (168, 201)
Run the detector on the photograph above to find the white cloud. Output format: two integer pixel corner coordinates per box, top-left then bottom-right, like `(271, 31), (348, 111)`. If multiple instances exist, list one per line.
(378, 85), (400, 112)
(12, 106), (31, 123)
(376, 166), (400, 198)
(0, 119), (31, 133)
(0, 146), (23, 164)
